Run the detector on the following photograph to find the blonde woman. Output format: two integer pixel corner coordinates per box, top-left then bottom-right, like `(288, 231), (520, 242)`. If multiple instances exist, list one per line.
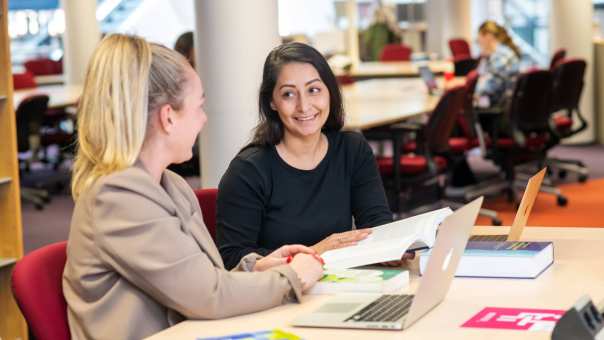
(475, 20), (522, 108)
(63, 34), (323, 340)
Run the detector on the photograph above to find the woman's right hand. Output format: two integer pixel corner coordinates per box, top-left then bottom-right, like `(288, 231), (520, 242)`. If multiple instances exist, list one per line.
(310, 229), (372, 254)
(288, 254), (324, 292)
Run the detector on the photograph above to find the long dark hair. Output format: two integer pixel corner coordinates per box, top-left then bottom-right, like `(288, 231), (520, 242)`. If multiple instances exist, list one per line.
(249, 42), (344, 147)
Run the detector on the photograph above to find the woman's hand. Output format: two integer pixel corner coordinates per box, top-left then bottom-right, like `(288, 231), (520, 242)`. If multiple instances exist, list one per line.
(288, 253), (324, 291)
(381, 251), (416, 267)
(310, 229), (372, 254)
(253, 244), (316, 272)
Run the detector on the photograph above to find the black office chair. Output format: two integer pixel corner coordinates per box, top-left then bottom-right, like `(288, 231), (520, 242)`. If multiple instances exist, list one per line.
(16, 94), (51, 209)
(486, 70), (567, 206)
(549, 48), (566, 71)
(367, 85), (465, 214)
(545, 58), (589, 182)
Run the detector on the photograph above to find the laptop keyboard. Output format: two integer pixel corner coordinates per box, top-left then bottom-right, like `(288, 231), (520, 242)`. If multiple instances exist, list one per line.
(469, 234), (508, 242)
(344, 294), (413, 323)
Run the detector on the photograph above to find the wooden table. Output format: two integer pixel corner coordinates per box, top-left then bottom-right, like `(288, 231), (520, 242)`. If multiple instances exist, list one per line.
(333, 60), (454, 80)
(146, 226), (604, 339)
(13, 84), (82, 109)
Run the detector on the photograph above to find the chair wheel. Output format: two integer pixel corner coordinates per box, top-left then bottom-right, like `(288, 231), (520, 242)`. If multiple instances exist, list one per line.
(557, 196), (568, 207)
(579, 175), (588, 183)
(492, 218), (502, 226)
(558, 170), (567, 179)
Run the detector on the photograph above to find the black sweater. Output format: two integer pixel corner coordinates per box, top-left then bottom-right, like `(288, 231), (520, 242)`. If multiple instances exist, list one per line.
(217, 131), (392, 269)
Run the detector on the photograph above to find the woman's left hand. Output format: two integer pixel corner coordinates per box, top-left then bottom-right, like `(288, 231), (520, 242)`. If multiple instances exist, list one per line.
(253, 244), (317, 271)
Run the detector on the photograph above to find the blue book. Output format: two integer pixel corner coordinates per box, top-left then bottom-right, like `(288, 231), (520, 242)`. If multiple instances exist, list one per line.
(419, 241), (554, 278)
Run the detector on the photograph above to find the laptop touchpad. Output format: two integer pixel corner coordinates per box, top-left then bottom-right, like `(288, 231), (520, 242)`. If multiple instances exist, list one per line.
(316, 303), (362, 313)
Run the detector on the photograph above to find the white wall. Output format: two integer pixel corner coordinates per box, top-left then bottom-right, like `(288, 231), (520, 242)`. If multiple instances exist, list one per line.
(117, 0), (195, 48)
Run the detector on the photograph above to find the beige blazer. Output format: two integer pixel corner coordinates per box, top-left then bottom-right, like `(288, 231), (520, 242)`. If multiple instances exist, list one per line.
(63, 163), (303, 340)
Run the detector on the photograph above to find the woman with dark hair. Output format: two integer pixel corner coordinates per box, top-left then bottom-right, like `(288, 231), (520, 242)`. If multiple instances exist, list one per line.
(174, 31), (195, 68)
(217, 42), (393, 269)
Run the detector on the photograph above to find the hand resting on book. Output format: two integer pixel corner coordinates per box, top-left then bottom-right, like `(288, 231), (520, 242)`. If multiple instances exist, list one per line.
(310, 229), (372, 254)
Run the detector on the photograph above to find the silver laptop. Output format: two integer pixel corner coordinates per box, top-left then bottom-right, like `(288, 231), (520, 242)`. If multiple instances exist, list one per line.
(469, 168), (545, 242)
(292, 197), (483, 330)
(418, 65), (441, 95)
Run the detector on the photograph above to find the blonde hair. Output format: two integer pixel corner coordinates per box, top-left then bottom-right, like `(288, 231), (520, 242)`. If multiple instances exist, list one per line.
(72, 34), (190, 199)
(479, 20), (521, 57)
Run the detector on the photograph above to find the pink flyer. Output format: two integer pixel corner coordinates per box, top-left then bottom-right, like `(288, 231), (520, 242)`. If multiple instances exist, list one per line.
(462, 307), (565, 331)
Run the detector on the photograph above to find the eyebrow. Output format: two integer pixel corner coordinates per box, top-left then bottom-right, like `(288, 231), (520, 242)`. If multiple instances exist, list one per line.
(278, 78), (321, 90)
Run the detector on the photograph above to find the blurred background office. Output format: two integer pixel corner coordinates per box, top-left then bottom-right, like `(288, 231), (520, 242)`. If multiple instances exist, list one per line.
(5, 0), (604, 253)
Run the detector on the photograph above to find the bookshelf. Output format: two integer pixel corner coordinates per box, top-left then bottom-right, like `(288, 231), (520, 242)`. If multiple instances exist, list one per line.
(0, 0), (28, 338)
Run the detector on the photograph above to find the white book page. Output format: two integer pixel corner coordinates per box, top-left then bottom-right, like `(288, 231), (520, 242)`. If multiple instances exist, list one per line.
(322, 207), (452, 269)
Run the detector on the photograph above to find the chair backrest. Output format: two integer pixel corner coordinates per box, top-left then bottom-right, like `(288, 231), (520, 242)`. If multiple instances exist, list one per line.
(24, 58), (63, 76)
(11, 241), (70, 340)
(379, 43), (412, 62)
(457, 70), (480, 139)
(507, 69), (553, 133)
(549, 48), (566, 70)
(448, 38), (471, 58)
(194, 188), (218, 241)
(16, 94), (50, 152)
(550, 58), (586, 113)
(425, 85), (466, 153)
(453, 56), (478, 76)
(13, 71), (37, 90)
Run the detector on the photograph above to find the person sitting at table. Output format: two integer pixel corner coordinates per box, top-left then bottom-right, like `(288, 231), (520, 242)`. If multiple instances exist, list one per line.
(216, 42), (393, 270)
(174, 31), (195, 68)
(63, 34), (323, 340)
(475, 20), (521, 109)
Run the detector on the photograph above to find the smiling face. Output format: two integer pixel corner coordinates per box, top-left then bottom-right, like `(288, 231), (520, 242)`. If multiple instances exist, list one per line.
(270, 62), (330, 141)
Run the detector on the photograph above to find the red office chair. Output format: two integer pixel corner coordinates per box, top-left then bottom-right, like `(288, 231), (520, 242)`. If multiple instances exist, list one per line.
(13, 72), (38, 90)
(379, 43), (412, 62)
(546, 58), (588, 182)
(24, 58), (63, 76)
(11, 241), (70, 340)
(194, 188), (218, 241)
(366, 85), (465, 212)
(448, 38), (471, 58)
(549, 48), (566, 70)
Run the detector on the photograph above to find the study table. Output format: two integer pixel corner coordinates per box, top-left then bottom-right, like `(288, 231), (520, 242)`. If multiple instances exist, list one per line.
(146, 226), (604, 340)
(341, 78), (440, 131)
(333, 60), (454, 80)
(34, 74), (65, 85)
(13, 84), (82, 109)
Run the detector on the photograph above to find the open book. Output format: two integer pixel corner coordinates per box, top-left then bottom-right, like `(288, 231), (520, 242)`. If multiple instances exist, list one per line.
(321, 207), (453, 269)
(308, 268), (409, 295)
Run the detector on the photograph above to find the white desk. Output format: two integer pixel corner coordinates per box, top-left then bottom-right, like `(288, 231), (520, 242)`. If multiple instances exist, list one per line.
(146, 226), (604, 340)
(13, 84), (82, 109)
(35, 74), (65, 86)
(342, 78), (440, 130)
(334, 60), (454, 80)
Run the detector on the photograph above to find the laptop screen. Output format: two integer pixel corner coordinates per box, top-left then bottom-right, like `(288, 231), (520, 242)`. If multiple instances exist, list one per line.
(418, 65), (437, 93)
